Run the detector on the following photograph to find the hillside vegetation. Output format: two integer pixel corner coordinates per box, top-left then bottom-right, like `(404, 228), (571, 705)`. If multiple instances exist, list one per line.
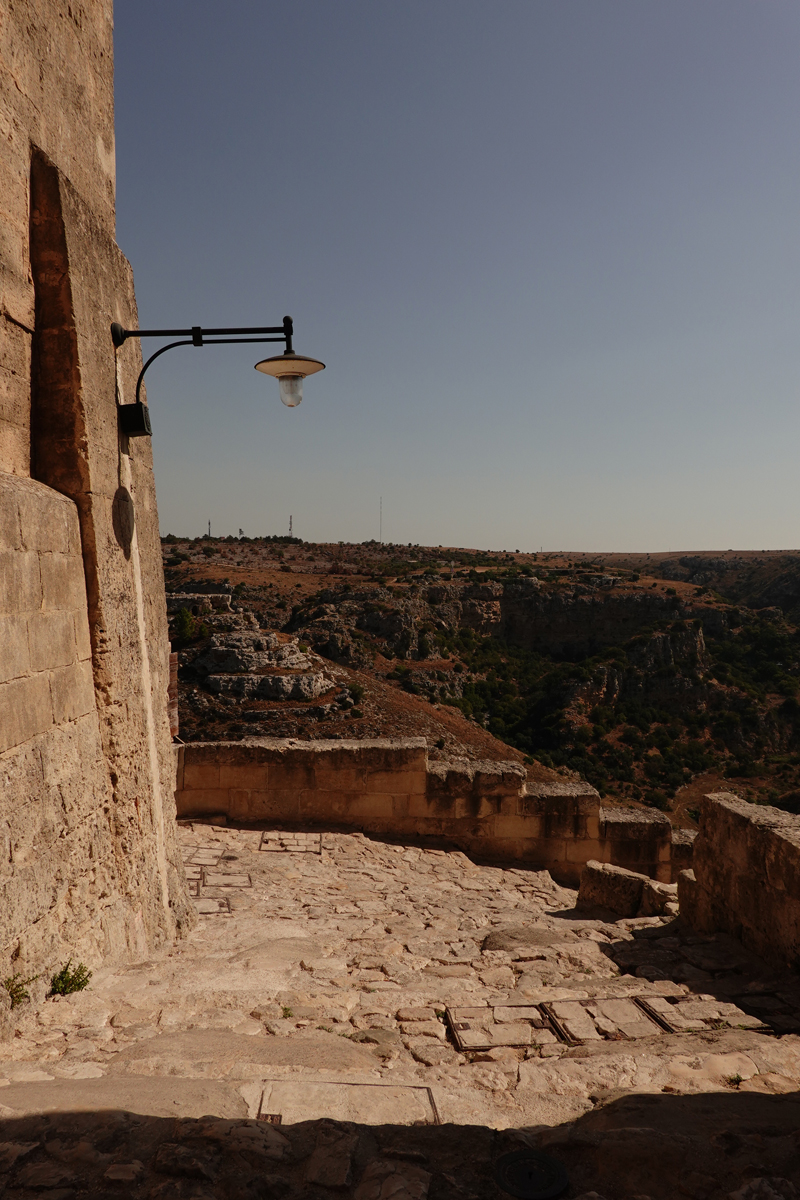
(163, 537), (800, 823)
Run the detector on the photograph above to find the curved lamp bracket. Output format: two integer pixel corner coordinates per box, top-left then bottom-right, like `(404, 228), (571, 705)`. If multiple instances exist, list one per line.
(112, 316), (302, 437)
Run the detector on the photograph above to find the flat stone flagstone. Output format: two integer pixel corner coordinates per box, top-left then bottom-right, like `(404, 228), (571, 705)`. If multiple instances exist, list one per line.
(202, 871), (252, 888)
(183, 846), (224, 867)
(255, 1079), (440, 1125)
(195, 897), (231, 915)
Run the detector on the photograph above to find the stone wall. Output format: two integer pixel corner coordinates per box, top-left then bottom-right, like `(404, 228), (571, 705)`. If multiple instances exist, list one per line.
(175, 739), (674, 886)
(0, 0), (192, 977)
(679, 792), (800, 968)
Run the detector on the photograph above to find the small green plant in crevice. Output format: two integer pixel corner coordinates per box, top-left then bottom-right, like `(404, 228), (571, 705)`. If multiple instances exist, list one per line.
(48, 959), (92, 997)
(2, 972), (39, 1009)
(281, 1006), (294, 1019)
(725, 1073), (743, 1089)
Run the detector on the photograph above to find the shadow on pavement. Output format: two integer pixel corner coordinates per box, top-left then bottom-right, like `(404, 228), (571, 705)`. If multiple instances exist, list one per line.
(0, 1085), (798, 1199)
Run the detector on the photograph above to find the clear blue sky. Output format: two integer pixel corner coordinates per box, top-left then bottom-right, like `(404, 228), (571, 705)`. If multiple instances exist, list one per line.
(114, 1), (800, 551)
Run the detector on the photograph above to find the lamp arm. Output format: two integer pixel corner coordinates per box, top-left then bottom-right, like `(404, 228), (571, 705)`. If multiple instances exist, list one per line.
(131, 335), (289, 405)
(134, 339), (193, 406)
(111, 316), (302, 438)
(112, 315), (296, 407)
(112, 315), (294, 351)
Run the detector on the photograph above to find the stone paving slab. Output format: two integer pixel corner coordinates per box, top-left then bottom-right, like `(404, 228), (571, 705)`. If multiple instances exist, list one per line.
(447, 991), (768, 1051)
(108, 1029), (382, 1077)
(195, 897), (231, 915)
(203, 871), (252, 888)
(254, 1079), (440, 1125)
(183, 846), (223, 867)
(0, 1075), (247, 1119)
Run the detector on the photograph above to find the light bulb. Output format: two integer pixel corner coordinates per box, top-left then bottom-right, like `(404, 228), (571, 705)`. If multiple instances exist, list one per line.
(278, 375), (303, 407)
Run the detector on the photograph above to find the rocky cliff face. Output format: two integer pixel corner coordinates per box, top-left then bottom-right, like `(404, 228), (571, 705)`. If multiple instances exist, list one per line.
(499, 585), (686, 657)
(279, 575), (800, 808)
(284, 580), (697, 675)
(290, 580), (690, 666)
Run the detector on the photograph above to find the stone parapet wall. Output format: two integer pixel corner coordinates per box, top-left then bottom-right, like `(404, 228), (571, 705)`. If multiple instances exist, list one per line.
(679, 792), (800, 968)
(175, 739), (674, 886)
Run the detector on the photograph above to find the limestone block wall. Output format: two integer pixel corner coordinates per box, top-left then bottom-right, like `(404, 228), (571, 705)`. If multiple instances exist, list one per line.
(679, 792), (800, 968)
(0, 0), (193, 977)
(175, 739), (674, 886)
(1, 475), (122, 964)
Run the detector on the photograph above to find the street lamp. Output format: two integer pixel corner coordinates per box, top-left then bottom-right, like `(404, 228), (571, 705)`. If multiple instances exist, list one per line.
(111, 315), (325, 436)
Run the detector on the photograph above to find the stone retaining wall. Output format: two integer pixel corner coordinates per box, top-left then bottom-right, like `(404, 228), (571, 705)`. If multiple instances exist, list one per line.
(679, 792), (800, 968)
(175, 739), (674, 886)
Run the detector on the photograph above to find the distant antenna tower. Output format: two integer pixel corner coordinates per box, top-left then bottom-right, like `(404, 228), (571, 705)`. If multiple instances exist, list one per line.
(379, 496), (382, 544)
(208, 519), (211, 537)
(289, 515), (293, 537)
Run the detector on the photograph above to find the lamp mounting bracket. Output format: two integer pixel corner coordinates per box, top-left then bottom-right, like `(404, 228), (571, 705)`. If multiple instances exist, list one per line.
(111, 316), (296, 436)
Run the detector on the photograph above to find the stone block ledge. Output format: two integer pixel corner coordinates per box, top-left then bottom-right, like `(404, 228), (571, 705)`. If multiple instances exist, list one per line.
(175, 739), (675, 886)
(680, 792), (800, 968)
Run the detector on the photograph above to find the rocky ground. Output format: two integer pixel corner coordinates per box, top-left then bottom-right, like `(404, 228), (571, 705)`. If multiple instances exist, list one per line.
(1, 823), (799, 1199)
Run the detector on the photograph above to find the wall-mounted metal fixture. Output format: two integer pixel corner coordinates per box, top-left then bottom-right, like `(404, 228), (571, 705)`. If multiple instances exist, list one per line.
(111, 315), (325, 437)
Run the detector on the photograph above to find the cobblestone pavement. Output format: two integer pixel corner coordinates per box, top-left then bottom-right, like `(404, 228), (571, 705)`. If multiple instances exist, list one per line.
(1, 824), (799, 1199)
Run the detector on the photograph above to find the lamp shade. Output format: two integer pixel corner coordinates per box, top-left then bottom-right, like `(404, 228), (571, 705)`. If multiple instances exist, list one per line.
(254, 353), (326, 379)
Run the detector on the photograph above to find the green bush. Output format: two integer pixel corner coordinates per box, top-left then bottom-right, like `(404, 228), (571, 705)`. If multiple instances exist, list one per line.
(643, 789), (670, 811)
(48, 960), (92, 997)
(173, 607), (195, 642)
(172, 608), (208, 646)
(2, 972), (39, 1009)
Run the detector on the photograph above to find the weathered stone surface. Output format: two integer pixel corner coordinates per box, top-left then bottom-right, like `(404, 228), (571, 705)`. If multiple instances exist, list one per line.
(0, 823), (798, 1199)
(681, 793), (800, 967)
(110, 1028), (381, 1074)
(355, 1159), (432, 1200)
(577, 860), (647, 916)
(207, 671), (330, 700)
(176, 741), (674, 882)
(670, 827), (697, 881)
(0, 0), (192, 985)
(639, 878), (679, 917)
(305, 1124), (358, 1187)
(0, 1076), (249, 1119)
